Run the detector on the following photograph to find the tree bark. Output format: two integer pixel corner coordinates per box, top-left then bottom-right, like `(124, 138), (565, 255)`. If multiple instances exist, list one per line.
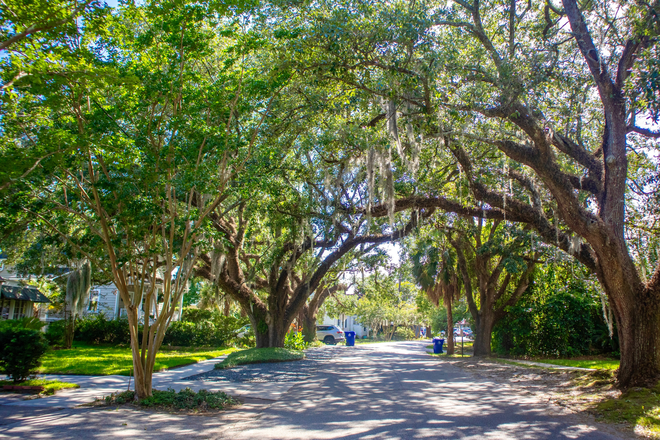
(445, 296), (454, 355)
(472, 313), (495, 357)
(300, 305), (317, 343)
(611, 284), (660, 387)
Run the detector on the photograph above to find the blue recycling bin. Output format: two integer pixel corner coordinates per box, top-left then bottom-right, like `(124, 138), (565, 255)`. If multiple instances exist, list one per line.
(433, 337), (445, 354)
(345, 331), (356, 346)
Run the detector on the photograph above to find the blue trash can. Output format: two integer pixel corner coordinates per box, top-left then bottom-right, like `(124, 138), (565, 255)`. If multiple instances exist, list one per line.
(433, 337), (445, 354)
(345, 331), (356, 346)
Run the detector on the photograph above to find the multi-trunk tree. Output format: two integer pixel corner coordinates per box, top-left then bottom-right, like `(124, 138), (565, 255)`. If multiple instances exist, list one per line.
(198, 200), (428, 348)
(0, 0), (285, 398)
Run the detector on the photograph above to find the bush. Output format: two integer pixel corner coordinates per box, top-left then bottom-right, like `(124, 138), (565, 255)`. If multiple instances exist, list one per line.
(0, 317), (46, 331)
(284, 331), (307, 350)
(163, 321), (223, 346)
(75, 314), (132, 345)
(0, 327), (49, 382)
(45, 319), (67, 346)
(162, 309), (249, 347)
(492, 275), (618, 358)
(393, 327), (416, 341)
(103, 388), (237, 410)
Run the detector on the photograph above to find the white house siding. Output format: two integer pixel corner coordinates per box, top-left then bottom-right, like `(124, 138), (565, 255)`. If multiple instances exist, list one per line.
(93, 284), (119, 319)
(90, 283), (184, 322)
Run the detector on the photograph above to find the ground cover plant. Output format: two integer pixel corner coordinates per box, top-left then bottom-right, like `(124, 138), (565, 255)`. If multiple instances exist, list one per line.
(215, 347), (304, 370)
(100, 388), (238, 412)
(39, 345), (237, 376)
(0, 379), (79, 395)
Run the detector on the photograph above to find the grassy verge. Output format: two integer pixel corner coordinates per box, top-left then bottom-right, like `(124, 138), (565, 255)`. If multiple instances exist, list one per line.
(536, 358), (619, 370)
(215, 347), (303, 369)
(39, 344), (237, 375)
(0, 379), (79, 395)
(428, 341), (473, 357)
(99, 387), (238, 412)
(595, 384), (660, 437)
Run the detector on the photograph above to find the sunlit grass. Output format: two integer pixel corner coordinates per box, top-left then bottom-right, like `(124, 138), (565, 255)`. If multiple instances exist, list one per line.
(596, 383), (660, 438)
(0, 379), (79, 395)
(537, 358), (619, 370)
(215, 347), (303, 369)
(38, 344), (238, 376)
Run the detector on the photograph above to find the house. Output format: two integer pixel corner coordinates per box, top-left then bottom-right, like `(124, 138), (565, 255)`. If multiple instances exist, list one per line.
(0, 278), (51, 320)
(0, 254), (184, 323)
(91, 280), (185, 323)
(320, 313), (370, 339)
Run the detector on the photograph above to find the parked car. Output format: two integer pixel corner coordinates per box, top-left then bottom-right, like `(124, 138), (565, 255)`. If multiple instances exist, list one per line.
(316, 325), (345, 344)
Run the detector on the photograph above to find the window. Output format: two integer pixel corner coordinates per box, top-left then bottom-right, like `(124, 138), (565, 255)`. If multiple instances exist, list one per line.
(13, 301), (29, 319)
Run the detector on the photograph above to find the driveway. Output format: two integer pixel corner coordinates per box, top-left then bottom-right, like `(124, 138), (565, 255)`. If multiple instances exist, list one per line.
(0, 341), (627, 439)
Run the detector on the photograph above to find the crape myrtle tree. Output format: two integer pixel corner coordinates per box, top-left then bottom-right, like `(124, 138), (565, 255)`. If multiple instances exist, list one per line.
(0, 0), (286, 398)
(0, 0), (108, 193)
(287, 0), (660, 387)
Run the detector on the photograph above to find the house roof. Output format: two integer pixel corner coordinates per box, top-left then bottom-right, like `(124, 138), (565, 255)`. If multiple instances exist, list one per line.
(0, 285), (50, 303)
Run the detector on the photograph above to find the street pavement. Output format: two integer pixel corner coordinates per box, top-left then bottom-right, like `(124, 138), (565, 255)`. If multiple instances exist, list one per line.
(0, 341), (628, 439)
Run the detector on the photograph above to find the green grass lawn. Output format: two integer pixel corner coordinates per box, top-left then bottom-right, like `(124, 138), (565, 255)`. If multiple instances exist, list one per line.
(536, 358), (620, 370)
(596, 383), (660, 437)
(38, 344), (237, 376)
(215, 347), (304, 369)
(0, 379), (79, 395)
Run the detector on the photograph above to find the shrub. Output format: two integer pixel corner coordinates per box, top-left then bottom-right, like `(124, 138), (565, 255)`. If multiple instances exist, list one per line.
(492, 281), (617, 358)
(284, 331), (307, 350)
(45, 320), (67, 346)
(0, 317), (46, 331)
(163, 321), (223, 347)
(163, 311), (249, 347)
(103, 388), (237, 409)
(181, 308), (214, 324)
(0, 327), (49, 382)
(393, 327), (416, 341)
(74, 314), (132, 345)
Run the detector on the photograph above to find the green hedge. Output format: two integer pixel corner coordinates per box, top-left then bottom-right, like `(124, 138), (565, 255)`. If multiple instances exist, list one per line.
(53, 309), (249, 347)
(0, 327), (49, 382)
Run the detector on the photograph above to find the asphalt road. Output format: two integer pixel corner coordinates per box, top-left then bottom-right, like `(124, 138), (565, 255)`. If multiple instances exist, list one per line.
(0, 341), (627, 439)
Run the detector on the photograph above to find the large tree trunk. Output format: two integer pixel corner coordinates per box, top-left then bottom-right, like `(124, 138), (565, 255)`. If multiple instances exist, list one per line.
(445, 297), (454, 355)
(610, 283), (660, 388)
(472, 313), (495, 357)
(300, 306), (317, 343)
(64, 315), (75, 349)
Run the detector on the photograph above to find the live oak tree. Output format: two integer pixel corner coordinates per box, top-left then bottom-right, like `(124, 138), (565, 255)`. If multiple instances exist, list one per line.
(286, 0), (660, 388)
(197, 191), (429, 348)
